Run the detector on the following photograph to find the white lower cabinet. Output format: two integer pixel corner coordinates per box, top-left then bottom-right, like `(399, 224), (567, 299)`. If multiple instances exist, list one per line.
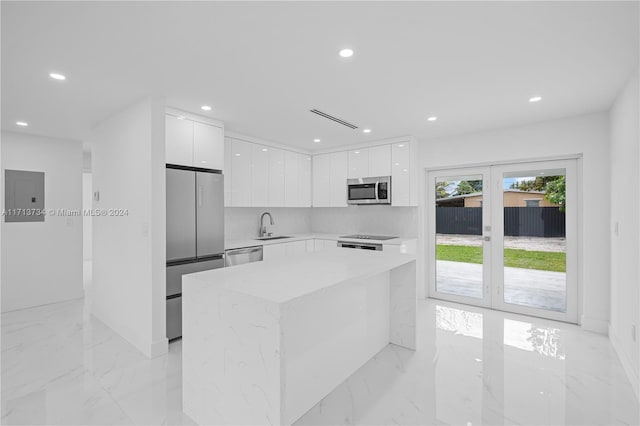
(263, 240), (309, 261)
(313, 239), (338, 251)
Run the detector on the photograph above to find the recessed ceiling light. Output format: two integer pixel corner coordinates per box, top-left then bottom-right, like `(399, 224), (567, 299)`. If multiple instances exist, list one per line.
(16, 121), (28, 127)
(398, 144), (405, 148)
(261, 148), (268, 152)
(354, 151), (360, 154)
(201, 105), (212, 111)
(427, 116), (438, 122)
(394, 162), (400, 166)
(313, 138), (321, 143)
(363, 129), (371, 133)
(234, 153), (241, 157)
(339, 48), (354, 58)
(49, 72), (66, 81)
(529, 96), (542, 103)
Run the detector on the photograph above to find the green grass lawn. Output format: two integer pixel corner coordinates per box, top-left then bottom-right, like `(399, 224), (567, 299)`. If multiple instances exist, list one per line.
(436, 244), (566, 273)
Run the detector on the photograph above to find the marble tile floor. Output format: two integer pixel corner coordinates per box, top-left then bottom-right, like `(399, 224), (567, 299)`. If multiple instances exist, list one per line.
(2, 294), (638, 425)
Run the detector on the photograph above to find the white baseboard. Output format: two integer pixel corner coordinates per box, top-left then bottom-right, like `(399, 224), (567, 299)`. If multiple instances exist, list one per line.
(609, 324), (640, 402)
(581, 315), (609, 334)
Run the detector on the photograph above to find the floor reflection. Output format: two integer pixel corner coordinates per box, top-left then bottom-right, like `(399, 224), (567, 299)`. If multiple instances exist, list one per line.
(2, 296), (638, 425)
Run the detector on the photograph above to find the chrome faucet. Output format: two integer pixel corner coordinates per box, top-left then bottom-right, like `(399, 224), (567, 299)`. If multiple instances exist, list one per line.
(260, 212), (274, 237)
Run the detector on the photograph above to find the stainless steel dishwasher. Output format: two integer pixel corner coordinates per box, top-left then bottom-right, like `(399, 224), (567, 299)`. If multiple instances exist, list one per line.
(224, 246), (264, 266)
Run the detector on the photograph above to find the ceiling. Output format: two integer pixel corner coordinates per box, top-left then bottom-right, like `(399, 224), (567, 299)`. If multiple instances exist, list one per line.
(2, 1), (638, 152)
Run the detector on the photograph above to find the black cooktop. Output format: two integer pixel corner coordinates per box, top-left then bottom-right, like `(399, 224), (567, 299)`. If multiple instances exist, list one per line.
(339, 234), (398, 241)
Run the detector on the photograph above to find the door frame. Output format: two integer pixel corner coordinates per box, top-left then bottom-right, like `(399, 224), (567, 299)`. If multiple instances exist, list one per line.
(426, 166), (493, 308)
(423, 156), (582, 324)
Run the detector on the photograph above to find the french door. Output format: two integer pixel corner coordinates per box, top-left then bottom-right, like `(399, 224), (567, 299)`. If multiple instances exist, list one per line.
(427, 159), (578, 323)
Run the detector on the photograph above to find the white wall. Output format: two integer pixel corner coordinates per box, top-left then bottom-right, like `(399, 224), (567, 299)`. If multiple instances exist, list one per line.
(311, 206), (418, 238)
(609, 68), (640, 400)
(418, 112), (610, 332)
(1, 132), (83, 312)
(91, 97), (167, 358)
(82, 172), (92, 261)
(225, 207), (312, 241)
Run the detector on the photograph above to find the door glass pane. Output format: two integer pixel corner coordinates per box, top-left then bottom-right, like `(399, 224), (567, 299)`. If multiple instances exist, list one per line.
(435, 174), (484, 298)
(502, 169), (567, 312)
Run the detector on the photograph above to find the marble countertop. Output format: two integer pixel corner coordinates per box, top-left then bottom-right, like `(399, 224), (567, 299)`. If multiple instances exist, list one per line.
(183, 249), (416, 304)
(225, 232), (417, 250)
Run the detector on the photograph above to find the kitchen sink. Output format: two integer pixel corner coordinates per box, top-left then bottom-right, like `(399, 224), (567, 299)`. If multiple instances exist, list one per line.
(255, 235), (293, 241)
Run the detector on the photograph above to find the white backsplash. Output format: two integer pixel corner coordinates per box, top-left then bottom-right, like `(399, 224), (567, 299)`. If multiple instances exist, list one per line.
(225, 206), (418, 241)
(311, 206), (418, 238)
(225, 207), (312, 240)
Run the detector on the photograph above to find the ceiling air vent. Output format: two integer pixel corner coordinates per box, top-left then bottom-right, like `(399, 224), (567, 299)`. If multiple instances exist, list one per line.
(310, 109), (358, 129)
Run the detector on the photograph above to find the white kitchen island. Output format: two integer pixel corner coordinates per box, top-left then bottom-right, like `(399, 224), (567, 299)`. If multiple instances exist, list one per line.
(182, 249), (417, 426)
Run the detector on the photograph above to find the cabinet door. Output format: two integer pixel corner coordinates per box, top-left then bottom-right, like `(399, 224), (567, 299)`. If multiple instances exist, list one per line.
(368, 145), (391, 177)
(298, 154), (312, 207)
(193, 122), (224, 170)
(330, 151), (348, 207)
(284, 151), (300, 207)
(230, 139), (252, 207)
(166, 115), (193, 166)
(268, 148), (285, 207)
(285, 240), (307, 256)
(263, 243), (286, 261)
(251, 144), (269, 207)
(224, 138), (233, 206)
(312, 154), (331, 207)
(391, 142), (411, 206)
(305, 240), (315, 252)
(347, 148), (369, 178)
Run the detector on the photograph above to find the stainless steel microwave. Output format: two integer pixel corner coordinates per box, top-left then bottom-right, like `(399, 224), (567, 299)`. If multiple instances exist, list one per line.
(347, 176), (391, 205)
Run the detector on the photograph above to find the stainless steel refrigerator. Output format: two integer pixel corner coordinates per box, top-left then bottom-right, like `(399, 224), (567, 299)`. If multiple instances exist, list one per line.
(166, 165), (224, 340)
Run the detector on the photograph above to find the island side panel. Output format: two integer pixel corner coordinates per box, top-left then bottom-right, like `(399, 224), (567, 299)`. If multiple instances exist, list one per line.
(182, 277), (283, 425)
(389, 260), (417, 350)
(281, 273), (391, 425)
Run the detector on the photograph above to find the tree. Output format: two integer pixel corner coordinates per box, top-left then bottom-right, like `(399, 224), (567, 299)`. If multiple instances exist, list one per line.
(510, 176), (555, 192)
(435, 181), (450, 199)
(454, 180), (482, 196)
(545, 176), (566, 212)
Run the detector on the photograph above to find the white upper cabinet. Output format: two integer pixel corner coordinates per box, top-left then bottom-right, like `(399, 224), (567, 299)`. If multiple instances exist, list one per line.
(193, 122), (224, 170)
(313, 151), (348, 207)
(391, 141), (417, 206)
(224, 138), (232, 206)
(368, 145), (391, 177)
(166, 114), (224, 170)
(166, 115), (193, 166)
(268, 148), (285, 207)
(330, 151), (348, 207)
(312, 154), (331, 207)
(251, 144), (269, 207)
(347, 149), (369, 178)
(347, 145), (391, 179)
(298, 154), (312, 207)
(224, 135), (311, 208)
(284, 151), (299, 207)
(230, 139), (252, 207)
